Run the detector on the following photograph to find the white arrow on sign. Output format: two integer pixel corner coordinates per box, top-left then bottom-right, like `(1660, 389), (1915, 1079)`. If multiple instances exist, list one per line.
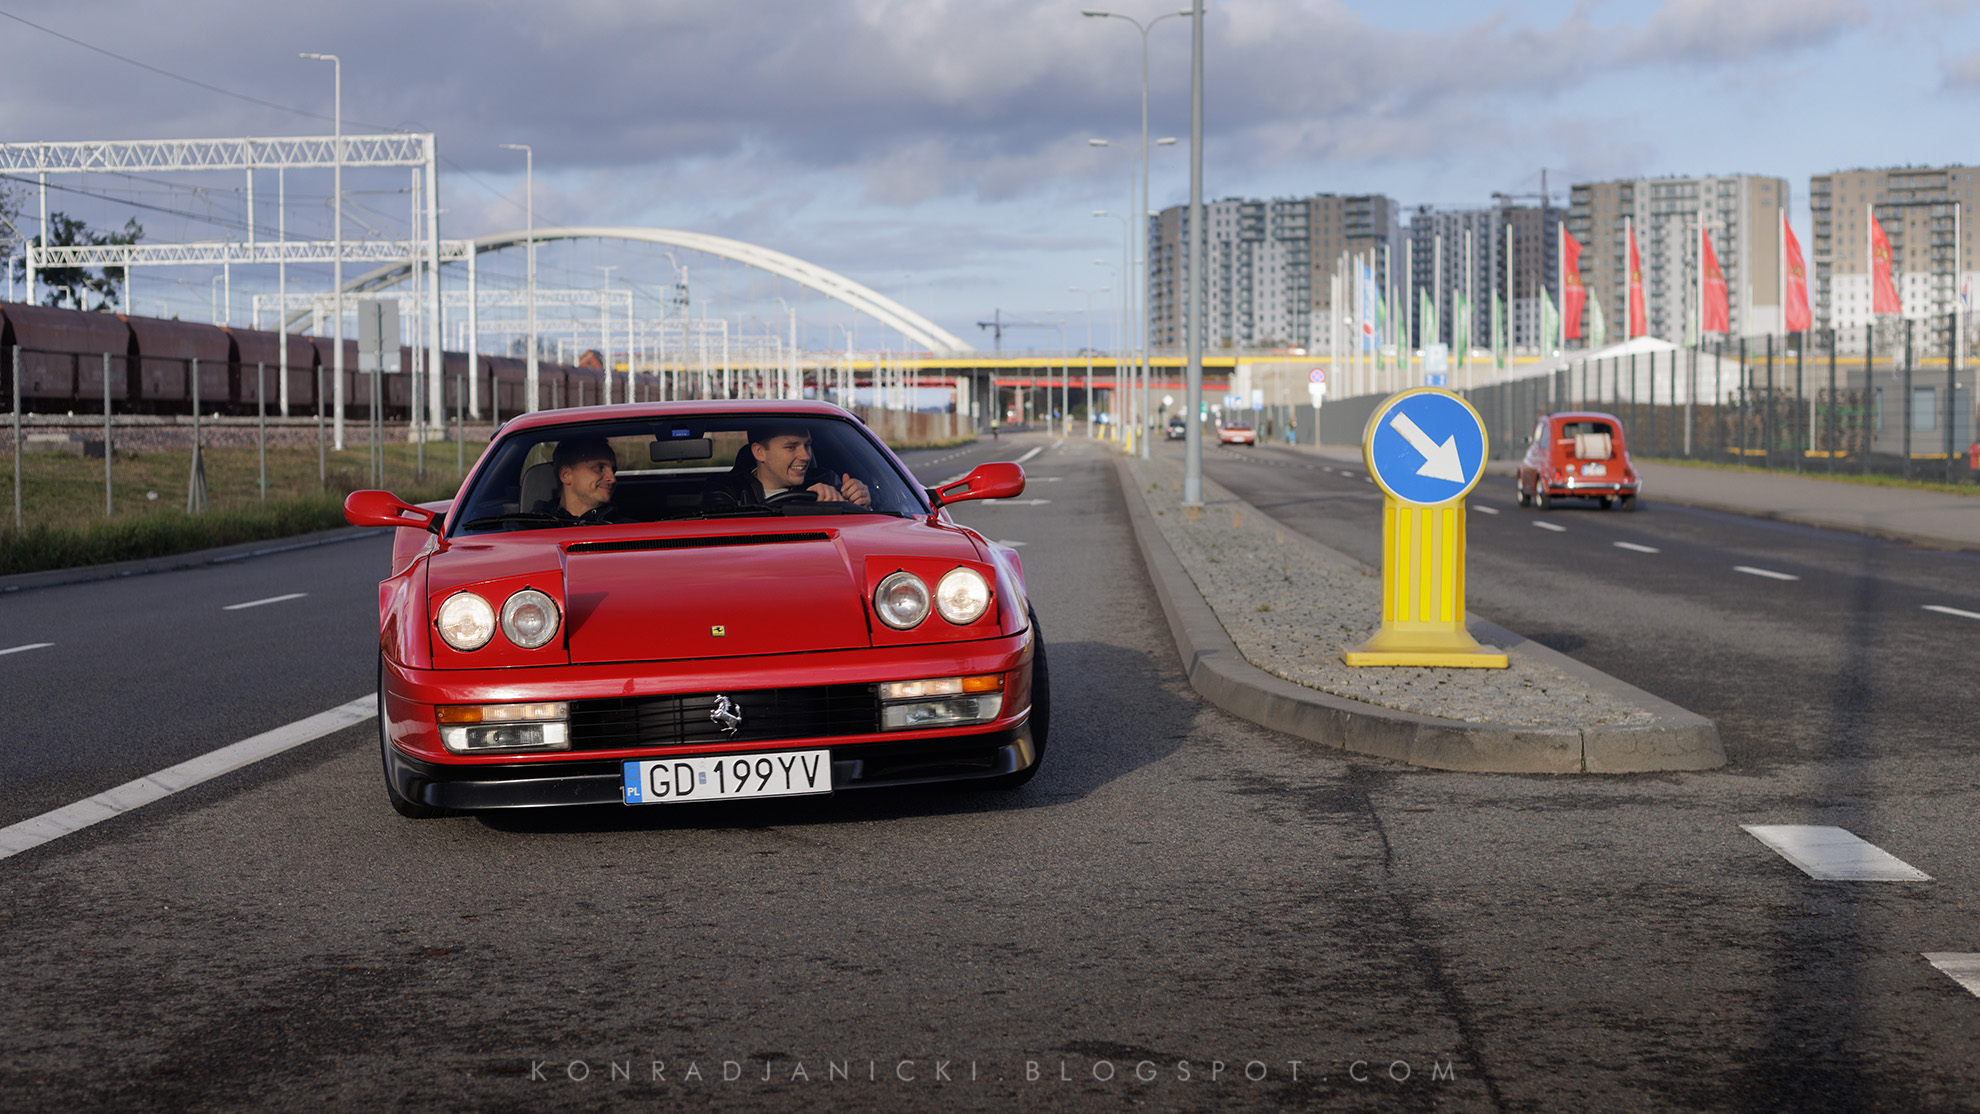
(1389, 412), (1465, 483)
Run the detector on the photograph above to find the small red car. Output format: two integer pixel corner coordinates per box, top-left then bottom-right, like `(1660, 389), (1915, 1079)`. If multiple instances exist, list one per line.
(1517, 411), (1640, 510)
(1218, 421), (1256, 445)
(346, 400), (1047, 818)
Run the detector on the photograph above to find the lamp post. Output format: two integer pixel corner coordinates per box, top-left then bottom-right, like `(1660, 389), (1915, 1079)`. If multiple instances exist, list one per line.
(1092, 207), (1131, 442)
(774, 295), (799, 399)
(1073, 284), (1108, 436)
(1082, 7), (1192, 460)
(499, 143), (536, 410)
(597, 265), (616, 404)
(299, 52), (342, 449)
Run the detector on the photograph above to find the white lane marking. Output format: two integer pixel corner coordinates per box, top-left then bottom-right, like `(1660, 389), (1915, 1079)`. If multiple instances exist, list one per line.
(0, 694), (377, 861)
(1924, 954), (1980, 997)
(223, 592), (309, 611)
(1735, 565), (1800, 581)
(1742, 824), (1932, 881)
(1613, 541), (1661, 553)
(980, 498), (1053, 506)
(1015, 446), (1043, 465)
(1472, 505), (1500, 515)
(1924, 605), (1980, 621)
(1533, 521), (1567, 533)
(993, 539), (1028, 547)
(0, 642), (55, 657)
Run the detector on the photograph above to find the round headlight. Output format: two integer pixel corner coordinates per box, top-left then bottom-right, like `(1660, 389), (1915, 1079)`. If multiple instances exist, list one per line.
(436, 592), (495, 651)
(874, 571), (930, 630)
(934, 567), (991, 625)
(500, 588), (562, 649)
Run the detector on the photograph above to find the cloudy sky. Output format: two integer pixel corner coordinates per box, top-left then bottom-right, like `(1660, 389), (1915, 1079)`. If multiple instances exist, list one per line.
(1, 0), (1977, 350)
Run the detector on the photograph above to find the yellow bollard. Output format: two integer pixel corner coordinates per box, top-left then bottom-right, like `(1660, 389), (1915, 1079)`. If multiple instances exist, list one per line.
(1342, 387), (1507, 668)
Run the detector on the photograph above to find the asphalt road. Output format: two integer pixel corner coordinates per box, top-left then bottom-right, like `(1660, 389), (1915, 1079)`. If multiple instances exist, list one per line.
(1, 432), (1978, 1112)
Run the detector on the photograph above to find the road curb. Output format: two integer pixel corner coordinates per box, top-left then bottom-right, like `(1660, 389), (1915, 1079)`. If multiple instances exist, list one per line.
(0, 526), (376, 595)
(1115, 457), (1725, 774)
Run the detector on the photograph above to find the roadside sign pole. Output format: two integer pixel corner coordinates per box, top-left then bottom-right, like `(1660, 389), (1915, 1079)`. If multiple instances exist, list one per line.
(1343, 387), (1507, 668)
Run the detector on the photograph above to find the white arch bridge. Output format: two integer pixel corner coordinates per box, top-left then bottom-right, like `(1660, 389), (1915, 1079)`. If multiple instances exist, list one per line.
(337, 225), (974, 356)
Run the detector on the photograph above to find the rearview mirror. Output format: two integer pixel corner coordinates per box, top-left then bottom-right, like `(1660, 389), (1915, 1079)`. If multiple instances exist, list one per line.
(931, 462), (1025, 506)
(650, 437), (714, 463)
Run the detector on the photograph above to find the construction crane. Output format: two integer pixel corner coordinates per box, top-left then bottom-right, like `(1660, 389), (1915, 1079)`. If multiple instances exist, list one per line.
(975, 308), (1054, 353)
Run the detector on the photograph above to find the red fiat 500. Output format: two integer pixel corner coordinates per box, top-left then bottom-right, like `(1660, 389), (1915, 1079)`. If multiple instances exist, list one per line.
(346, 400), (1047, 818)
(1517, 411), (1641, 511)
(1218, 420), (1257, 445)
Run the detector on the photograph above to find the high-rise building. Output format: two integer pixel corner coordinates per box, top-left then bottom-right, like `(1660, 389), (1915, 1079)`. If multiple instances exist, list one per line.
(1148, 192), (1399, 352)
(1404, 202), (1559, 353)
(1811, 165), (1978, 350)
(1567, 174), (1788, 343)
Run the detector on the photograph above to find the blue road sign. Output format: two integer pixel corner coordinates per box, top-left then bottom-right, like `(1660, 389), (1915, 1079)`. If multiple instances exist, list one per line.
(1362, 388), (1489, 506)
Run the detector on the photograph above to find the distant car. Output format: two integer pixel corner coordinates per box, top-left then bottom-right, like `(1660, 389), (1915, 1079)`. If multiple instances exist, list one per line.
(1218, 421), (1256, 445)
(1166, 417), (1187, 440)
(346, 400), (1049, 818)
(1517, 411), (1640, 510)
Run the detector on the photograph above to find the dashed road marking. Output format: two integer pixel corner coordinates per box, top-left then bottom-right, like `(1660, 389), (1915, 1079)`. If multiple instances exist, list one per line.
(993, 539), (1028, 547)
(1742, 824), (1932, 881)
(224, 592), (309, 611)
(1472, 505), (1500, 515)
(1015, 447), (1043, 465)
(1533, 521), (1567, 533)
(980, 498), (1052, 506)
(0, 694), (378, 860)
(1923, 954), (1980, 997)
(0, 642), (54, 657)
(1923, 605), (1980, 621)
(1735, 565), (1800, 581)
(1613, 541), (1660, 553)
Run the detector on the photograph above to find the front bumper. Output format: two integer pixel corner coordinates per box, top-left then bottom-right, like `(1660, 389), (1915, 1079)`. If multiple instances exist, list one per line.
(380, 632), (1037, 810)
(386, 719), (1041, 809)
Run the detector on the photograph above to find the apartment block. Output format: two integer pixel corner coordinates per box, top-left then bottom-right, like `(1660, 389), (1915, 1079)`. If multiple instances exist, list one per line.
(1811, 164), (1979, 349)
(1404, 203), (1559, 353)
(1566, 174), (1787, 343)
(1148, 193), (1399, 352)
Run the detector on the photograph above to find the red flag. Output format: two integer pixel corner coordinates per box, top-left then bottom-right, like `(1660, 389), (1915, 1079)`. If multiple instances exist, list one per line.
(1561, 229), (1585, 340)
(1626, 222), (1646, 338)
(1782, 215), (1810, 333)
(1870, 212), (1901, 315)
(1701, 227), (1729, 334)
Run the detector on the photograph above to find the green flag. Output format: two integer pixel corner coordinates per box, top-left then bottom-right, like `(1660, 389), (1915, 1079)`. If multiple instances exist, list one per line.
(1376, 295), (1388, 370)
(1589, 291), (1608, 349)
(1454, 291), (1472, 360)
(1540, 289), (1558, 357)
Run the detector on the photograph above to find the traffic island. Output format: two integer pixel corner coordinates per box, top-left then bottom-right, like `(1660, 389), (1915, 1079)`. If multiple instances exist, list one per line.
(1118, 455), (1725, 774)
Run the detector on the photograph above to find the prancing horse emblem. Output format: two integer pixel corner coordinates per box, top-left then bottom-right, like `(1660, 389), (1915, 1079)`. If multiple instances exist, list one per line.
(710, 695), (743, 735)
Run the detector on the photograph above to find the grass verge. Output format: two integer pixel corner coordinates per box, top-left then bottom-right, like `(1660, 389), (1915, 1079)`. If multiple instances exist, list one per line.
(1640, 455), (1979, 496)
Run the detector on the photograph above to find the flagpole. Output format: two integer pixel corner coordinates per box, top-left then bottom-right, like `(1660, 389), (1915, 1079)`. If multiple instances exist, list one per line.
(1557, 217), (1565, 355)
(1779, 206), (1787, 346)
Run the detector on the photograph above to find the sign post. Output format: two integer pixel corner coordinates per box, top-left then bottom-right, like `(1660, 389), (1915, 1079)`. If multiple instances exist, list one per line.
(1342, 387), (1508, 668)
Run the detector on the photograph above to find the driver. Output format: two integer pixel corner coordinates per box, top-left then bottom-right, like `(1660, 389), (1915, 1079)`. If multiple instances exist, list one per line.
(709, 425), (871, 508)
(541, 435), (629, 524)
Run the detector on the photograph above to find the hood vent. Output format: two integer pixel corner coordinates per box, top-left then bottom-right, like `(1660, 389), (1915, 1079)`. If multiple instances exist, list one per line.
(567, 531), (830, 555)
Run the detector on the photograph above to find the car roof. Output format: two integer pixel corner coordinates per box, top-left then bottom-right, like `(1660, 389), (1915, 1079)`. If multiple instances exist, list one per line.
(491, 398), (859, 436)
(1544, 411), (1623, 424)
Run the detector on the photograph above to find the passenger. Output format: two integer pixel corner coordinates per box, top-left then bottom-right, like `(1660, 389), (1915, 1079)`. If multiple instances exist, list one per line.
(706, 426), (872, 508)
(542, 435), (629, 524)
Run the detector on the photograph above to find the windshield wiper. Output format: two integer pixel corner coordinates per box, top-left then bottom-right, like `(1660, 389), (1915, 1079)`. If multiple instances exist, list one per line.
(460, 511), (564, 530)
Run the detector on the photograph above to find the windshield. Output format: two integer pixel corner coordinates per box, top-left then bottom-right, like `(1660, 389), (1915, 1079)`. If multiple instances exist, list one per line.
(449, 413), (929, 535)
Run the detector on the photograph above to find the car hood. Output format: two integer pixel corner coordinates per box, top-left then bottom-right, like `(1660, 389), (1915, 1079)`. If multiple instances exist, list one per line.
(427, 515), (988, 665)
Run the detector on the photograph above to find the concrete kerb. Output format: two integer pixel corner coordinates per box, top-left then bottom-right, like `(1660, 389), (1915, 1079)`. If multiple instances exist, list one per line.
(1114, 456), (1725, 774)
(0, 525), (375, 595)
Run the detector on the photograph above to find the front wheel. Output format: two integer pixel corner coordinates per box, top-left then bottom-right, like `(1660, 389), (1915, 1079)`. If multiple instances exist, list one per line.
(986, 610), (1049, 790)
(380, 657), (456, 819)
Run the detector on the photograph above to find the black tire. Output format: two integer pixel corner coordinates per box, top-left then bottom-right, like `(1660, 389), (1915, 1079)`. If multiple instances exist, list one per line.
(1619, 494), (1638, 512)
(986, 609), (1049, 790)
(1516, 481), (1532, 508)
(1534, 486), (1552, 511)
(1599, 496), (1614, 510)
(380, 657), (455, 819)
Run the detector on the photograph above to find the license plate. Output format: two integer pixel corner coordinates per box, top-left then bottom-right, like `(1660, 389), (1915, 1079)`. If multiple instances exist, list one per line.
(1582, 462), (1607, 476)
(622, 750), (832, 805)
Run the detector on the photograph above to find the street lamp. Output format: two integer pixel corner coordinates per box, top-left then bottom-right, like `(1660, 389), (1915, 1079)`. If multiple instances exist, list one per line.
(499, 143), (535, 410)
(1093, 210), (1131, 440)
(1081, 7), (1192, 460)
(299, 52), (343, 449)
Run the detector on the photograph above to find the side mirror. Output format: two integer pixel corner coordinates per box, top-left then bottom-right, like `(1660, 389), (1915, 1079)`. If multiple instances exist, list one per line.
(931, 462), (1025, 506)
(345, 489), (439, 531)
